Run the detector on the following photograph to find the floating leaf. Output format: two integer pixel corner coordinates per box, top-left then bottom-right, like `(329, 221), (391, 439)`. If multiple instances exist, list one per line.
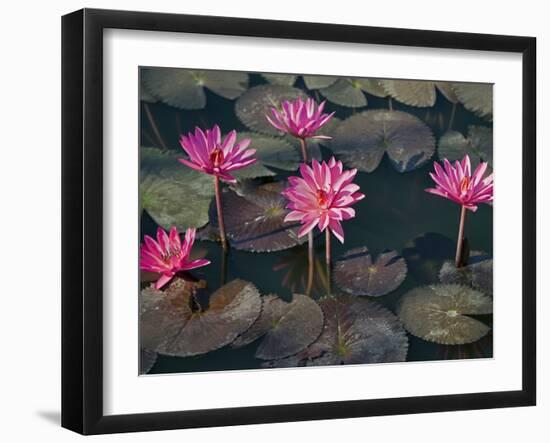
(319, 78), (368, 107)
(265, 296), (408, 367)
(355, 78), (388, 98)
(140, 73), (157, 103)
(209, 182), (307, 252)
(140, 147), (215, 229)
(232, 294), (324, 360)
(333, 247), (407, 297)
(397, 284), (492, 345)
(379, 80), (458, 107)
(235, 85), (308, 135)
(140, 278), (262, 357)
(261, 73), (298, 86)
(438, 125), (493, 168)
(453, 83), (493, 119)
(231, 132), (300, 180)
(140, 350), (158, 374)
(402, 233), (455, 283)
(303, 75), (338, 90)
(331, 110), (435, 173)
(439, 252), (493, 296)
(380, 79), (436, 107)
(142, 68), (248, 110)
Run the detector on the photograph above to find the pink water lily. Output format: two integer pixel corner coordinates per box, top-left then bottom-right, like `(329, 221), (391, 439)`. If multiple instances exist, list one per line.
(178, 125), (256, 184)
(425, 154), (493, 268)
(425, 155), (493, 211)
(140, 227), (210, 290)
(266, 97), (334, 161)
(282, 157), (365, 244)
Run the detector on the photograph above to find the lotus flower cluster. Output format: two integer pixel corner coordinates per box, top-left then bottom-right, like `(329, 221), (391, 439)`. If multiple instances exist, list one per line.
(178, 125), (256, 184)
(140, 227), (210, 289)
(266, 97), (334, 140)
(282, 157), (365, 243)
(425, 155), (493, 211)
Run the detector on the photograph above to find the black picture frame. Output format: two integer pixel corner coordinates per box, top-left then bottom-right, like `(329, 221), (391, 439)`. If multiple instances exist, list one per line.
(62, 8), (537, 435)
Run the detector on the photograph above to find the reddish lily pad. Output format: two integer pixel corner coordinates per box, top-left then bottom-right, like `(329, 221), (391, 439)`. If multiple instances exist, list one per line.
(333, 247), (407, 297)
(453, 82), (493, 120)
(235, 85), (308, 135)
(331, 110), (435, 173)
(140, 147), (215, 229)
(232, 294), (324, 360)
(209, 182), (307, 252)
(397, 284), (492, 345)
(140, 278), (262, 357)
(142, 68), (248, 110)
(140, 350), (158, 374)
(439, 252), (493, 296)
(265, 296), (408, 367)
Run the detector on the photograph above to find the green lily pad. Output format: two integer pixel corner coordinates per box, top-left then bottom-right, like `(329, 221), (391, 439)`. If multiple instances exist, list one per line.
(453, 82), (493, 119)
(264, 296), (408, 367)
(438, 125), (493, 168)
(333, 247), (407, 297)
(140, 350), (157, 374)
(140, 278), (262, 357)
(397, 284), (492, 345)
(142, 68), (248, 110)
(231, 132), (300, 180)
(439, 252), (493, 296)
(402, 233), (455, 284)
(319, 78), (368, 107)
(235, 85), (308, 135)
(261, 73), (298, 86)
(140, 73), (157, 103)
(209, 182), (307, 252)
(355, 78), (388, 98)
(303, 75), (338, 90)
(231, 294), (324, 360)
(140, 147), (215, 229)
(331, 110), (435, 173)
(380, 80), (458, 107)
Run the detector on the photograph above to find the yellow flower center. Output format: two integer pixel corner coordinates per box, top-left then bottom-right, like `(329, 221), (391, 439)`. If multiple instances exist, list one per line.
(209, 147), (224, 168)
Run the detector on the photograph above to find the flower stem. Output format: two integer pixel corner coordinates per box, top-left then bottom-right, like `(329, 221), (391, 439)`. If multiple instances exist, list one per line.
(455, 205), (468, 268)
(306, 231), (314, 296)
(214, 176), (228, 251)
(299, 138), (308, 162)
(325, 229), (332, 295)
(300, 137), (314, 296)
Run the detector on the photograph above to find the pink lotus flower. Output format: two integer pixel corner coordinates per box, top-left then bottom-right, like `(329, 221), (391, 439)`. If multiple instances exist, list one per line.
(425, 155), (493, 211)
(178, 125), (256, 183)
(266, 97), (334, 140)
(282, 157), (365, 243)
(140, 227), (210, 290)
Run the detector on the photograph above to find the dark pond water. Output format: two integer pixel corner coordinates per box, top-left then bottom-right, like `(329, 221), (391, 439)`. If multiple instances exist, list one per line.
(140, 72), (493, 374)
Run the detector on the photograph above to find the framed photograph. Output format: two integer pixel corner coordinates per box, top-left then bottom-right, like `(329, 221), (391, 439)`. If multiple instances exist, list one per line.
(62, 8), (536, 435)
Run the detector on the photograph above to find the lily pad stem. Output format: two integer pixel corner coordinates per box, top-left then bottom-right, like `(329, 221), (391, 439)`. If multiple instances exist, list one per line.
(448, 102), (457, 131)
(455, 205), (467, 268)
(143, 102), (169, 151)
(214, 175), (228, 251)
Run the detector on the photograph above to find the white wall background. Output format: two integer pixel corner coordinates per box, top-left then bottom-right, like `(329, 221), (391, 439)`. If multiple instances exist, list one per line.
(0, 0), (546, 441)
